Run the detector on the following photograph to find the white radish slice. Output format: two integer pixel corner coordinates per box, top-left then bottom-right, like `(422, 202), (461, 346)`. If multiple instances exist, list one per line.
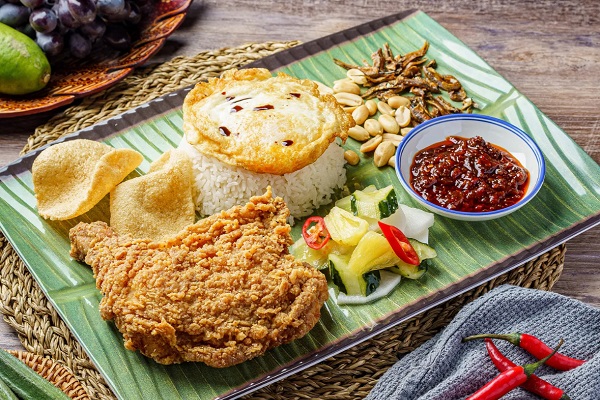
(335, 271), (401, 305)
(380, 207), (406, 232)
(398, 204), (434, 243)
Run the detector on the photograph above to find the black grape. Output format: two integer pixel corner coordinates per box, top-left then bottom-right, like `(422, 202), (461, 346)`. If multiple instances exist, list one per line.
(0, 3), (29, 27)
(95, 0), (123, 17)
(19, 0), (45, 9)
(103, 22), (130, 50)
(125, 1), (139, 24)
(29, 8), (57, 32)
(7, 0), (152, 61)
(52, 0), (79, 28)
(101, 0), (128, 22)
(65, 0), (95, 24)
(67, 30), (90, 57)
(79, 16), (105, 42)
(36, 30), (64, 56)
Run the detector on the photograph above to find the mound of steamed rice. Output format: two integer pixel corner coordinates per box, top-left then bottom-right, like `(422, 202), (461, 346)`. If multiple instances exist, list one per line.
(178, 138), (347, 221)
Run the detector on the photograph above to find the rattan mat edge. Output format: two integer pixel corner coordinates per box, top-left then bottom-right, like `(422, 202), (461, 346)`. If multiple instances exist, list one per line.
(0, 41), (566, 400)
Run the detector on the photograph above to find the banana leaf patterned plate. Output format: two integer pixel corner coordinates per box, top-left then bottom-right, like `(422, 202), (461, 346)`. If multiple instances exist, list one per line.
(1, 10), (599, 400)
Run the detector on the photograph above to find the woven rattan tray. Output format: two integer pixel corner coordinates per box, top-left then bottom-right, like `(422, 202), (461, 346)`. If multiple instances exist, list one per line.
(0, 41), (567, 400)
(5, 350), (90, 399)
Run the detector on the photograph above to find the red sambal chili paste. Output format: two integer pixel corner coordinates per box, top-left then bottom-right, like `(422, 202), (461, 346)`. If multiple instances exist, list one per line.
(410, 136), (529, 212)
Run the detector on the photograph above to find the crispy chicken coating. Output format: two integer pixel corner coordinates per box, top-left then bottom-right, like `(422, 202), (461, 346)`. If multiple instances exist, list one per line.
(69, 189), (328, 367)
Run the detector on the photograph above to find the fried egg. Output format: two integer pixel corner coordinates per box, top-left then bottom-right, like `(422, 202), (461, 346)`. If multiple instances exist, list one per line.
(182, 68), (353, 175)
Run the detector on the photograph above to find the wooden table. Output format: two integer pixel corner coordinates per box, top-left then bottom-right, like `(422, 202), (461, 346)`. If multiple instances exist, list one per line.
(1, 0), (599, 354)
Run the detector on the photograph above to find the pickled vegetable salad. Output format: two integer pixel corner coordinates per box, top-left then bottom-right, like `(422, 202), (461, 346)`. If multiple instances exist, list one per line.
(290, 185), (437, 305)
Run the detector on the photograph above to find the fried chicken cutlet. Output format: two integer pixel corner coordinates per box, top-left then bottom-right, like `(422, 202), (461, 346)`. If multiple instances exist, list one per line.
(69, 189), (329, 367)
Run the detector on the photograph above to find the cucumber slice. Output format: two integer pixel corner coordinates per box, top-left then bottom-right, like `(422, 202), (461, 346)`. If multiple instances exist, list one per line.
(351, 184), (398, 219)
(388, 239), (437, 279)
(388, 260), (429, 279)
(410, 239), (437, 259)
(335, 185), (377, 212)
(323, 206), (369, 246)
(328, 253), (381, 296)
(335, 195), (352, 212)
(336, 271), (401, 305)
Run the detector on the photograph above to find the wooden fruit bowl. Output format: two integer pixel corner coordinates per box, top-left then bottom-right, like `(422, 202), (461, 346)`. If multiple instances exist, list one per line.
(0, 0), (193, 118)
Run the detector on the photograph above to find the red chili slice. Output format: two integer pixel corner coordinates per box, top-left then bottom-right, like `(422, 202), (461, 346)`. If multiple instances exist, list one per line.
(302, 216), (331, 250)
(378, 221), (420, 265)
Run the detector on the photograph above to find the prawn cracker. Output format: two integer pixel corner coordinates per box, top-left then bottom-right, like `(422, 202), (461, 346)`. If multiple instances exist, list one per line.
(110, 148), (196, 241)
(32, 139), (143, 220)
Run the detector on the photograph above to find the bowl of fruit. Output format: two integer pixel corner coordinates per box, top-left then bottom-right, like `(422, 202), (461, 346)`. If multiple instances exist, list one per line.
(0, 0), (192, 117)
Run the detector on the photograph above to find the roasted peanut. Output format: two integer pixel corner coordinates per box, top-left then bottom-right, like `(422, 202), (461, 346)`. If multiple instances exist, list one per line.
(347, 126), (370, 142)
(352, 105), (369, 125)
(387, 156), (396, 168)
(365, 99), (378, 116)
(333, 80), (361, 95)
(383, 133), (403, 147)
(344, 150), (360, 166)
(377, 101), (394, 116)
(387, 95), (410, 108)
(360, 135), (383, 153)
(379, 114), (400, 134)
(364, 118), (383, 136)
(334, 92), (363, 107)
(395, 106), (411, 128)
(346, 68), (367, 85)
(400, 127), (413, 136)
(313, 80), (334, 95)
(373, 141), (396, 167)
(333, 78), (353, 86)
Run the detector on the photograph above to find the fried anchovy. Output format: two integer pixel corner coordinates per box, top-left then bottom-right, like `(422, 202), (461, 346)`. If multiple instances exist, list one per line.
(382, 43), (399, 71)
(449, 87), (467, 102)
(409, 96), (432, 123)
(429, 95), (462, 114)
(362, 75), (440, 99)
(401, 41), (429, 68)
(332, 59), (379, 76)
(376, 89), (406, 102)
(424, 67), (462, 91)
(333, 40), (471, 122)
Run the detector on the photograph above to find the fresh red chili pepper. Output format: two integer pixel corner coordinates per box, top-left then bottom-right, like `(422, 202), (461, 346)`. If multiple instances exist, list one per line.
(467, 339), (564, 400)
(463, 333), (585, 371)
(484, 339), (570, 400)
(377, 221), (419, 265)
(302, 216), (331, 250)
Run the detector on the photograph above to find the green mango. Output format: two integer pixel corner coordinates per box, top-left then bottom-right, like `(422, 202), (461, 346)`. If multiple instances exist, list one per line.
(0, 22), (51, 95)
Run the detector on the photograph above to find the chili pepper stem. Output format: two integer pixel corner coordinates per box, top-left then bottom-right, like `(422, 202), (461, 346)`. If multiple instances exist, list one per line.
(464, 333), (585, 371)
(466, 340), (565, 400)
(524, 339), (564, 377)
(484, 339), (570, 400)
(462, 333), (521, 346)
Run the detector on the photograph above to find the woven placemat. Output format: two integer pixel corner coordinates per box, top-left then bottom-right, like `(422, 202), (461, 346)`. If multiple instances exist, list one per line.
(0, 41), (567, 400)
(7, 350), (90, 399)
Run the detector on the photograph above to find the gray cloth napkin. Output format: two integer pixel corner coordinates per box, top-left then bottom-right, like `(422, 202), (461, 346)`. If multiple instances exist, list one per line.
(366, 285), (600, 400)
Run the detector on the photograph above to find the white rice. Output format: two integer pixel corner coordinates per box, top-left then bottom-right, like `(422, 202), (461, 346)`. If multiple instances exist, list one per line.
(178, 138), (347, 222)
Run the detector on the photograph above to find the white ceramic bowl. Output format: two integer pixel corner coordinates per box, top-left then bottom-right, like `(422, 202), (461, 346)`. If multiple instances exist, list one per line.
(395, 114), (546, 221)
